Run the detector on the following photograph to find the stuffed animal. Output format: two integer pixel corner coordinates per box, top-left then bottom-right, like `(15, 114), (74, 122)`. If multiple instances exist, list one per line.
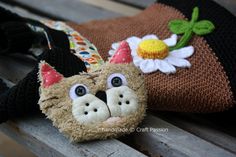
(38, 41), (147, 142)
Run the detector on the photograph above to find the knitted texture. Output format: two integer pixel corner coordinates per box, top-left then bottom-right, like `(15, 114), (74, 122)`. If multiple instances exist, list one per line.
(0, 79), (8, 94)
(0, 22), (36, 54)
(0, 82), (8, 122)
(158, 0), (236, 105)
(0, 48), (86, 123)
(68, 3), (235, 112)
(0, 7), (31, 54)
(109, 34), (193, 74)
(0, 7), (24, 23)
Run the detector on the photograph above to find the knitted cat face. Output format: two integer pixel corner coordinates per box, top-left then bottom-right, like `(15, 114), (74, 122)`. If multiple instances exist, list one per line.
(38, 41), (147, 142)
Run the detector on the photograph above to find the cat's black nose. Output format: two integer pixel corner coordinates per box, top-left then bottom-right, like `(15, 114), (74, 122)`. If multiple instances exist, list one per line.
(95, 91), (107, 104)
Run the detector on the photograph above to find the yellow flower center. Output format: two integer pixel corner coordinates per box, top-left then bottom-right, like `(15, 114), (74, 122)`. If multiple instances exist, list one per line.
(137, 39), (169, 59)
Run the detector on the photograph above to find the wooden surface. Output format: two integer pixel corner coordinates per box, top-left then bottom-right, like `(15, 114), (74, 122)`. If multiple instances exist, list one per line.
(158, 112), (236, 154)
(0, 132), (36, 157)
(0, 0), (236, 157)
(0, 117), (146, 157)
(131, 115), (236, 157)
(116, 0), (156, 8)
(7, 0), (122, 22)
(117, 0), (236, 16)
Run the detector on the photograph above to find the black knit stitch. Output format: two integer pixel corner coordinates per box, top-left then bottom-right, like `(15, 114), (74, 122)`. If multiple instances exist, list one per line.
(0, 7), (31, 54)
(0, 48), (87, 123)
(0, 22), (36, 54)
(0, 79), (8, 94)
(0, 7), (24, 23)
(158, 0), (236, 101)
(0, 7), (87, 123)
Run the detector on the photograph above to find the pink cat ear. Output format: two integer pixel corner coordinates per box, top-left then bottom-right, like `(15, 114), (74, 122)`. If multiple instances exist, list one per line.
(39, 62), (64, 88)
(110, 41), (133, 64)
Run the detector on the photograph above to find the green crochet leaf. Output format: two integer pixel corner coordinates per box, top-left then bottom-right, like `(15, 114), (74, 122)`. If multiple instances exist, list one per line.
(193, 20), (215, 35)
(168, 20), (190, 34)
(191, 7), (199, 23)
(168, 7), (215, 50)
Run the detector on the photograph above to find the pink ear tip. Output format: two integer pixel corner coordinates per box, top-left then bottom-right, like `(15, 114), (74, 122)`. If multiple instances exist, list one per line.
(41, 63), (52, 72)
(110, 40), (133, 64)
(119, 40), (129, 47)
(40, 63), (63, 88)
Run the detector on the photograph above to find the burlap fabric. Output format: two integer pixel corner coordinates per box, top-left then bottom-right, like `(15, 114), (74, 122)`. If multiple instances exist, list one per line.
(68, 4), (235, 112)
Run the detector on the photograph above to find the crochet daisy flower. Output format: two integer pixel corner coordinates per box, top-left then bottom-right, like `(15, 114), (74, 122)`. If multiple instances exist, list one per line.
(109, 34), (194, 74)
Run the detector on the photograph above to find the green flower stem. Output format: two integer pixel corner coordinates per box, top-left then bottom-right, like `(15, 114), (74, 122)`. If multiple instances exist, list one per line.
(170, 30), (193, 51)
(170, 7), (199, 51)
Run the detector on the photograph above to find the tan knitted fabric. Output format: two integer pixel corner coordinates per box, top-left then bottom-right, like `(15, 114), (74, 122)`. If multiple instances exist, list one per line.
(68, 4), (235, 112)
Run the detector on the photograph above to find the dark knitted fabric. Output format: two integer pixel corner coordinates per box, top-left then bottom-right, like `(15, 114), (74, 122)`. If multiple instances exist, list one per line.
(0, 22), (36, 54)
(0, 7), (87, 123)
(26, 19), (71, 50)
(0, 6), (24, 23)
(45, 27), (70, 50)
(158, 0), (236, 104)
(0, 7), (33, 54)
(0, 79), (8, 94)
(0, 48), (87, 123)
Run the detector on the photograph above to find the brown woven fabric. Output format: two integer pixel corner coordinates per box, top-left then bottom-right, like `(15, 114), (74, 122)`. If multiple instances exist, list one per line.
(68, 4), (235, 112)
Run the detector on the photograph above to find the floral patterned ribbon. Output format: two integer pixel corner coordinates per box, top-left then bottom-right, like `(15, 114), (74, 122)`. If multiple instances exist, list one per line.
(42, 20), (104, 72)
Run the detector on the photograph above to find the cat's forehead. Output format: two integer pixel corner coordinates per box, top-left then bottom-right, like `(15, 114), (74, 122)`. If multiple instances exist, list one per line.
(101, 63), (141, 76)
(67, 73), (96, 85)
(68, 63), (141, 81)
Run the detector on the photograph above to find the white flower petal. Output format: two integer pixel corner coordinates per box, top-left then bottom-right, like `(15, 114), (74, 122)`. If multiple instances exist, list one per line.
(142, 34), (159, 40)
(131, 49), (138, 57)
(163, 34), (177, 47)
(170, 46), (194, 59)
(158, 60), (176, 74)
(129, 44), (139, 52)
(108, 50), (115, 56)
(133, 56), (143, 67)
(126, 36), (141, 51)
(111, 42), (120, 50)
(154, 59), (161, 70)
(165, 56), (191, 68)
(126, 36), (141, 45)
(139, 59), (157, 73)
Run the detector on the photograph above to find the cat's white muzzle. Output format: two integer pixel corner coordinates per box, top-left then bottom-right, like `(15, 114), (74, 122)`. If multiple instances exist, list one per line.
(72, 86), (139, 124)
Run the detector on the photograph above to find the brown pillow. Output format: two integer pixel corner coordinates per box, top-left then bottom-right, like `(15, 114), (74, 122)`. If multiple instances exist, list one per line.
(67, 0), (236, 113)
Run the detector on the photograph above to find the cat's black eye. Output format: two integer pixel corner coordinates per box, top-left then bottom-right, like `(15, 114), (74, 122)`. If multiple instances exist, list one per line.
(75, 86), (87, 96)
(69, 84), (89, 100)
(107, 73), (128, 88)
(111, 77), (122, 87)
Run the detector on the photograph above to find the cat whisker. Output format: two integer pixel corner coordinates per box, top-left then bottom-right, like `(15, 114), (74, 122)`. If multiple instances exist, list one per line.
(41, 96), (59, 102)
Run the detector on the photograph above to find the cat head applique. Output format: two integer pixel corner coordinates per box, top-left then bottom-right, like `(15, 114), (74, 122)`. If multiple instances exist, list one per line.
(38, 41), (147, 142)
